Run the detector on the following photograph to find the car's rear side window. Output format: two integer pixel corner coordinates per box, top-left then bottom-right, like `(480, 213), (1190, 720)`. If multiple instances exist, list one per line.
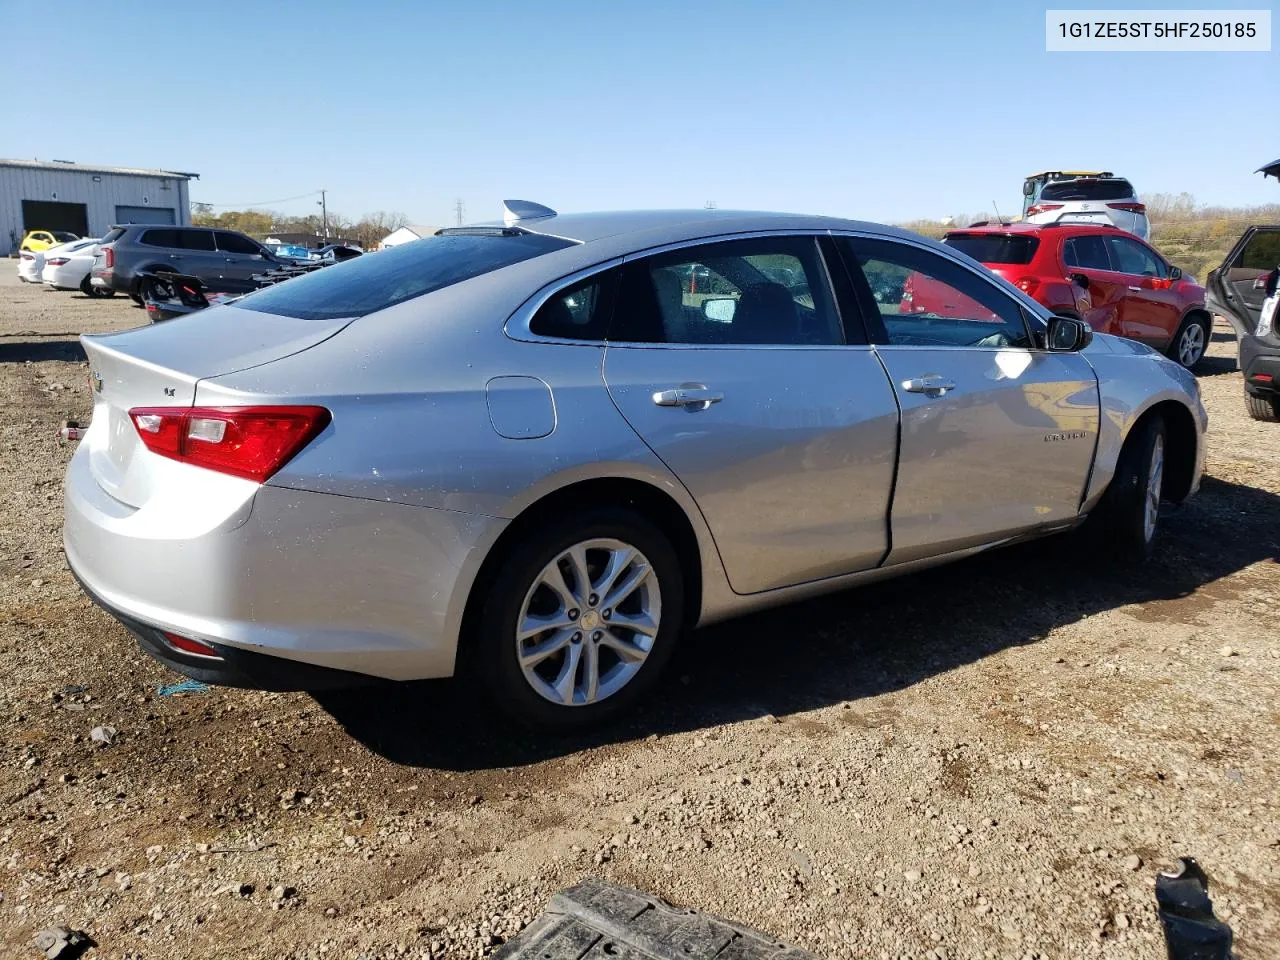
(140, 229), (179, 248)
(1063, 236), (1113, 271)
(101, 228), (126, 244)
(1040, 179), (1135, 202)
(233, 230), (576, 321)
(944, 233), (1039, 264)
(176, 230), (216, 251)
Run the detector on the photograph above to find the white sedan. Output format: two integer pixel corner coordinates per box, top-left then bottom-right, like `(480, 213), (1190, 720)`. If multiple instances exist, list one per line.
(41, 239), (110, 296)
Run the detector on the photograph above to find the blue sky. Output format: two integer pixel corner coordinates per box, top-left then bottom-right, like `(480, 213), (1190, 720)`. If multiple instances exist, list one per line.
(1, 0), (1275, 226)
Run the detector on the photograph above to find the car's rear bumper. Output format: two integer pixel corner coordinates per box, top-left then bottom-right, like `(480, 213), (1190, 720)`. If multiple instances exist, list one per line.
(1241, 333), (1280, 396)
(63, 436), (507, 686)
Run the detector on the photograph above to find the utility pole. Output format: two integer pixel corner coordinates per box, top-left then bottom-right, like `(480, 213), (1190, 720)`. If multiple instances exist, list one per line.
(455, 198), (464, 226)
(317, 190), (329, 239)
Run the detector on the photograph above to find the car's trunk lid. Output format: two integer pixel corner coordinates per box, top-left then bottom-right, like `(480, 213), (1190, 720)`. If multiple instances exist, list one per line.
(81, 306), (355, 507)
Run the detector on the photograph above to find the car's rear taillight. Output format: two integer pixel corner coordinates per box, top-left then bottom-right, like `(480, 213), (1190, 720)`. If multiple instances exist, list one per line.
(129, 405), (331, 482)
(1107, 202), (1146, 213)
(1025, 204), (1064, 217)
(104, 247), (115, 268)
(1014, 276), (1040, 295)
(47, 257), (70, 266)
(20, 253), (33, 261)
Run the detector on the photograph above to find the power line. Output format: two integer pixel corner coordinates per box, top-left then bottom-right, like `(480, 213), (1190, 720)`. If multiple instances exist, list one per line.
(191, 190), (324, 209)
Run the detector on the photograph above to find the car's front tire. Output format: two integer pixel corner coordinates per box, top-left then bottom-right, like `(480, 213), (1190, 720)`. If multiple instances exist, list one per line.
(473, 507), (684, 732)
(1089, 416), (1167, 562)
(1245, 392), (1280, 422)
(1168, 314), (1208, 369)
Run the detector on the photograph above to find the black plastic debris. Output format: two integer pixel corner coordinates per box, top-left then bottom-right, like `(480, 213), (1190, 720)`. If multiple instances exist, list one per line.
(33, 926), (93, 960)
(494, 879), (818, 960)
(1155, 858), (1234, 960)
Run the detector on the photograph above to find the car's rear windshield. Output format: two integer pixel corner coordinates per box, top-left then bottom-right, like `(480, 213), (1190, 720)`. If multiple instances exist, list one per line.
(53, 231), (79, 242)
(233, 230), (576, 321)
(1040, 179), (1135, 202)
(944, 233), (1039, 264)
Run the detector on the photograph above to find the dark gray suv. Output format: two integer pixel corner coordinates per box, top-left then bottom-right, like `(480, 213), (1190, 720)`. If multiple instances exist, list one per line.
(92, 225), (286, 302)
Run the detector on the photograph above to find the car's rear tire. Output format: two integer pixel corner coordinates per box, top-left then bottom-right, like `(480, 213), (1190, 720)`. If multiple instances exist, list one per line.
(1245, 393), (1280, 422)
(472, 506), (684, 732)
(1167, 314), (1208, 369)
(1088, 416), (1167, 563)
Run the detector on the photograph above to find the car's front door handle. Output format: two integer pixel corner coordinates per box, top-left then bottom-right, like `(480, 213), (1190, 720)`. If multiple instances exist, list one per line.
(1128, 285), (1142, 291)
(652, 386), (724, 408)
(902, 375), (957, 396)
(168, 254), (183, 260)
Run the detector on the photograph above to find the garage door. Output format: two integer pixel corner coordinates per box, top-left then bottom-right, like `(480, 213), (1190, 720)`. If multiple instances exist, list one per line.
(114, 205), (176, 225)
(22, 200), (89, 236)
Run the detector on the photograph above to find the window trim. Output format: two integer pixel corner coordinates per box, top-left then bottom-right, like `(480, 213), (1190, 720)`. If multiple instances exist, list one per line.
(504, 257), (626, 345)
(831, 231), (1050, 352)
(1106, 234), (1166, 279)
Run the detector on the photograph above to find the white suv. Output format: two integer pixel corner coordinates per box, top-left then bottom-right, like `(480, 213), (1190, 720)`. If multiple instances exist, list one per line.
(1021, 172), (1149, 240)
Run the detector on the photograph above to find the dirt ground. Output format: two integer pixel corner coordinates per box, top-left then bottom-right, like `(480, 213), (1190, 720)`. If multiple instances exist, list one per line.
(1, 266), (1276, 960)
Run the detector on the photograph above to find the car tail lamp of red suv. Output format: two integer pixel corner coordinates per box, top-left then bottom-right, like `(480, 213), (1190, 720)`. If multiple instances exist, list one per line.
(129, 406), (331, 482)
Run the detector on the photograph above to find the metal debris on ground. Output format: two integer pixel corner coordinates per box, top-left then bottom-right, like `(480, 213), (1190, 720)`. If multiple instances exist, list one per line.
(493, 879), (818, 960)
(158, 679), (211, 696)
(33, 926), (93, 959)
(1155, 857), (1234, 960)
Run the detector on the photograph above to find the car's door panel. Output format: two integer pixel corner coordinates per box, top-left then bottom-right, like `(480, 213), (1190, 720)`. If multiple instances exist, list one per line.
(601, 235), (900, 595)
(1062, 235), (1127, 335)
(1211, 226), (1280, 335)
(1106, 235), (1182, 347)
(837, 235), (1099, 565)
(872, 347), (1098, 563)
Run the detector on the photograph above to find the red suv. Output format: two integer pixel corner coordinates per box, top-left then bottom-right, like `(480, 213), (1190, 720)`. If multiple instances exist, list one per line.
(903, 223), (1211, 369)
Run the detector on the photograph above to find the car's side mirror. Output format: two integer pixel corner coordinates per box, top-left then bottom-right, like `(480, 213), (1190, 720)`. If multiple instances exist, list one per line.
(702, 298), (736, 322)
(1022, 179), (1035, 197)
(1168, 265), (1182, 280)
(1069, 272), (1090, 288)
(1047, 315), (1093, 351)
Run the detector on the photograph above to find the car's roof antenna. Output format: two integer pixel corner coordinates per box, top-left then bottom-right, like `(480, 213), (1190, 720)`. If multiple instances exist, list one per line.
(992, 200), (1006, 225)
(503, 200), (558, 226)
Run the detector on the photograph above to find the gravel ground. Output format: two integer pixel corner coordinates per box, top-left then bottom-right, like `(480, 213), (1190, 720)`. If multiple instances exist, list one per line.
(1, 265), (1277, 960)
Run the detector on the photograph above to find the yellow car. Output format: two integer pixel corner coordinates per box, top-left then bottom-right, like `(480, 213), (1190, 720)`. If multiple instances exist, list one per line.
(21, 230), (80, 252)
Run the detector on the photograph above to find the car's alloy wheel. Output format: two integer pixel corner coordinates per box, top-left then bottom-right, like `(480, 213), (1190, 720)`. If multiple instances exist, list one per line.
(1142, 432), (1164, 544)
(1171, 317), (1207, 368)
(475, 507), (683, 730)
(516, 538), (661, 707)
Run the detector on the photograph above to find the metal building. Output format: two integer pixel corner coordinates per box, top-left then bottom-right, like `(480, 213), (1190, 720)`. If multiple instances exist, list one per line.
(1, 159), (199, 255)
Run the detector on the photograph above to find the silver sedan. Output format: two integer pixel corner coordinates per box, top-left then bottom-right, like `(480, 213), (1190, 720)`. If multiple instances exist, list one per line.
(64, 202), (1207, 730)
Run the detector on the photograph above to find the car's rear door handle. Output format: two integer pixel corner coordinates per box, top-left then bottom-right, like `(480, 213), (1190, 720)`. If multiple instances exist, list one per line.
(168, 254), (183, 260)
(902, 375), (957, 396)
(652, 386), (724, 408)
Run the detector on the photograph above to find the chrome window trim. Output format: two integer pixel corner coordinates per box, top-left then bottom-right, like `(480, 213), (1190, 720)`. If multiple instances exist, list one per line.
(505, 229), (856, 348)
(504, 257), (625, 346)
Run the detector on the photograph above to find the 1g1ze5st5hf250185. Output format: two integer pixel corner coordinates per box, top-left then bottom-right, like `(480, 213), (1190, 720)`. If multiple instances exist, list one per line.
(63, 202), (1206, 731)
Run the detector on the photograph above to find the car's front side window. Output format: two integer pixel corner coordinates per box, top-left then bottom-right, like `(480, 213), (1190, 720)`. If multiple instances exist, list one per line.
(1238, 230), (1280, 270)
(842, 238), (1034, 349)
(610, 236), (843, 346)
(1107, 236), (1164, 277)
